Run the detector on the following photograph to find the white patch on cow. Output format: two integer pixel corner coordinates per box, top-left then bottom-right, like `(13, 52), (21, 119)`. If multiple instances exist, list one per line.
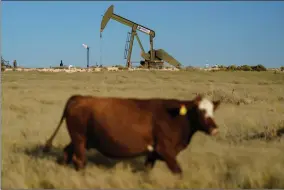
(198, 98), (214, 118)
(147, 145), (154, 152)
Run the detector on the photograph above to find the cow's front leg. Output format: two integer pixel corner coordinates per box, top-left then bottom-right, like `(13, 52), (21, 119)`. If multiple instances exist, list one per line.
(156, 144), (183, 176)
(163, 155), (182, 175)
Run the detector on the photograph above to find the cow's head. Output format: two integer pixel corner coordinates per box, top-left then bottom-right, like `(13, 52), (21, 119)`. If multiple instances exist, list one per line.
(168, 95), (221, 136)
(190, 95), (221, 135)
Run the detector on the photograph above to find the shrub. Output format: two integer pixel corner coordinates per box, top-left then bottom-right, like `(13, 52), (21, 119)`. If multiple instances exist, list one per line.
(184, 66), (197, 71)
(52, 66), (66, 69)
(100, 67), (108, 71)
(251, 64), (267, 71)
(218, 65), (226, 70)
(227, 65), (237, 71)
(226, 64), (266, 72)
(280, 66), (284, 71)
(238, 65), (252, 71)
(115, 65), (128, 70)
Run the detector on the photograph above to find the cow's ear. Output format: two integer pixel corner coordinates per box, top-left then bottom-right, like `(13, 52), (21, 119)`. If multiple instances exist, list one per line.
(167, 105), (188, 117)
(194, 94), (203, 105)
(167, 108), (181, 117)
(213, 100), (221, 111)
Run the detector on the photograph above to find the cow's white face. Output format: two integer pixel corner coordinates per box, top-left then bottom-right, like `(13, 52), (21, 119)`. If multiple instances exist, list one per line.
(198, 98), (214, 118)
(194, 96), (221, 136)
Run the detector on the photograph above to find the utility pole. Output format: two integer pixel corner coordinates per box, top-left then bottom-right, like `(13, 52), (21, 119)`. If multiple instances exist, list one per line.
(87, 47), (89, 68)
(82, 44), (90, 68)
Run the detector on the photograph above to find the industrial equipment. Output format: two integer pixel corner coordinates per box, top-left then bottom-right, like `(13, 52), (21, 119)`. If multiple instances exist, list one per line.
(1, 56), (12, 68)
(100, 5), (182, 69)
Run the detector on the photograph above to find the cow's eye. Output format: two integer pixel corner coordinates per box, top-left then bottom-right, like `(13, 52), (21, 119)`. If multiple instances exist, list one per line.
(200, 109), (206, 115)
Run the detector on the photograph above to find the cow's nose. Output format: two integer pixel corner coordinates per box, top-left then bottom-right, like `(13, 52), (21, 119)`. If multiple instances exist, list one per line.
(210, 128), (218, 136)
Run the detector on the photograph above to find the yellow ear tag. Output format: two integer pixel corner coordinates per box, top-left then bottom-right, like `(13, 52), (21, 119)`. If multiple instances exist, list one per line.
(179, 105), (187, 115)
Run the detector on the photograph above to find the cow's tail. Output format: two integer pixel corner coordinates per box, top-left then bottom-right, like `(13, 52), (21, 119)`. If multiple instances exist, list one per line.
(42, 95), (78, 153)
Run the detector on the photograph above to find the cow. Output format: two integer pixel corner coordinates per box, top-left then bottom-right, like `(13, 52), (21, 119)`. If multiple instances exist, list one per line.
(42, 94), (221, 175)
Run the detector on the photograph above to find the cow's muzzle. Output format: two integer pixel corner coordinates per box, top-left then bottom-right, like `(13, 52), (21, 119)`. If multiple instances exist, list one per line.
(210, 128), (218, 136)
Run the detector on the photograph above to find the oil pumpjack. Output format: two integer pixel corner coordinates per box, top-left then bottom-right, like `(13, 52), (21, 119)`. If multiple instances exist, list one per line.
(100, 5), (182, 69)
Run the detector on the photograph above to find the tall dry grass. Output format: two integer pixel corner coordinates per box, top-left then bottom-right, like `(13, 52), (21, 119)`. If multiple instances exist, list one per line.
(2, 70), (284, 188)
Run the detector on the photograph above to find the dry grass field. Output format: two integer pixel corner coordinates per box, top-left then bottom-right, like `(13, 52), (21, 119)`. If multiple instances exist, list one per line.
(2, 70), (284, 188)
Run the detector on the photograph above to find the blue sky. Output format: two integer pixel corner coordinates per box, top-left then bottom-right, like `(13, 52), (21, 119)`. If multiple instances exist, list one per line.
(2, 1), (284, 68)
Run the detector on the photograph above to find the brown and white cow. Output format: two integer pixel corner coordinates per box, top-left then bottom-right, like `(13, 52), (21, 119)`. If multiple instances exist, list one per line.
(43, 94), (221, 175)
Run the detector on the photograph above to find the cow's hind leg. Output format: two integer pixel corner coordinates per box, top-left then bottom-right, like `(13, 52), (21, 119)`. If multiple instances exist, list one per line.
(58, 142), (74, 165)
(72, 136), (87, 171)
(145, 151), (162, 170)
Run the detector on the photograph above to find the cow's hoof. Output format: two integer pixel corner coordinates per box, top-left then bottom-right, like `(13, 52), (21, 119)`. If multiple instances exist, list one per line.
(175, 173), (183, 180)
(42, 145), (51, 153)
(74, 164), (85, 171)
(57, 158), (67, 165)
(144, 165), (153, 173)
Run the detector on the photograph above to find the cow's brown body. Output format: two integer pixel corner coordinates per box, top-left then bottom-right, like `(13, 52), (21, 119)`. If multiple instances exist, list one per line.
(43, 95), (221, 175)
